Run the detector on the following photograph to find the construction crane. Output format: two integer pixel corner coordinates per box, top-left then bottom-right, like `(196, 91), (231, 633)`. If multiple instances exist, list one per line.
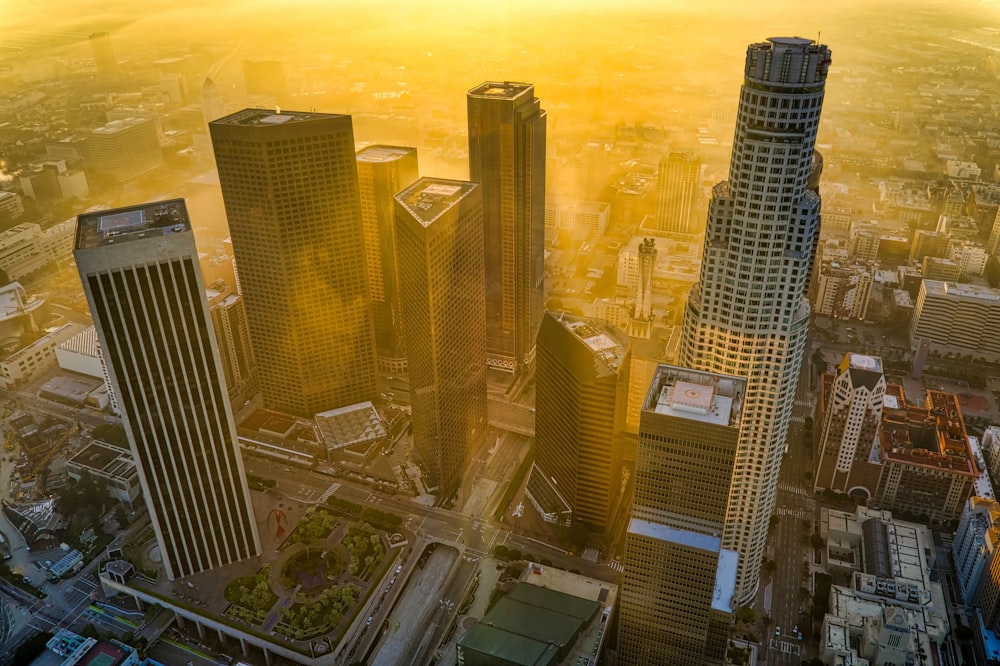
(23, 423), (78, 487)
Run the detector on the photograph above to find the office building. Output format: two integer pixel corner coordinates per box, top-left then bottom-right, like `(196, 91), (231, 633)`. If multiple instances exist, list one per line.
(618, 365), (744, 665)
(210, 109), (378, 417)
(467, 81), (546, 375)
(911, 280), (1000, 360)
(655, 151), (701, 234)
(953, 497), (1000, 607)
(875, 386), (977, 523)
(813, 354), (886, 496)
(679, 37), (832, 603)
(630, 238), (656, 339)
(86, 118), (164, 183)
(394, 178), (488, 503)
(207, 285), (257, 410)
(532, 313), (630, 532)
(88, 32), (120, 82)
(356, 145), (420, 374)
(74, 199), (260, 580)
(921, 256), (962, 283)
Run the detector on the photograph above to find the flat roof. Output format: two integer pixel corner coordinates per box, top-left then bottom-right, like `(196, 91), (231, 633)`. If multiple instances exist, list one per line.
(506, 583), (600, 623)
(210, 108), (345, 127)
(646, 365), (745, 428)
(356, 145), (416, 163)
(76, 199), (190, 251)
(628, 517), (722, 554)
(457, 622), (555, 666)
(922, 279), (1000, 301)
(395, 177), (478, 227)
(468, 81), (534, 99)
(712, 548), (739, 613)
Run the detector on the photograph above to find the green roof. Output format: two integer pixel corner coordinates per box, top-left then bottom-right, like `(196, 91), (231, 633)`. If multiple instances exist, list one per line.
(457, 622), (558, 666)
(506, 583), (600, 623)
(489, 597), (580, 647)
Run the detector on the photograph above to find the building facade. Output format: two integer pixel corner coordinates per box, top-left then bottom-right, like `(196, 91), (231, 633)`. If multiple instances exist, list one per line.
(814, 262), (874, 321)
(533, 313), (630, 532)
(207, 285), (257, 411)
(356, 145), (420, 374)
(75, 199), (261, 580)
(655, 151), (701, 234)
(911, 280), (1000, 360)
(210, 109), (378, 417)
(467, 81), (546, 375)
(813, 354), (886, 496)
(678, 37), (832, 603)
(875, 386), (977, 523)
(394, 178), (488, 503)
(618, 365), (744, 665)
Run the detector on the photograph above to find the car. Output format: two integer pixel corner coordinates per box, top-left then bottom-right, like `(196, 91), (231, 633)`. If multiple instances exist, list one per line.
(797, 632), (803, 641)
(366, 616), (373, 626)
(775, 626), (780, 636)
(396, 565), (402, 574)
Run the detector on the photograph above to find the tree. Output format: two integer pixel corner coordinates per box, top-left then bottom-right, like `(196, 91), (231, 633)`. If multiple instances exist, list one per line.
(14, 631), (53, 663)
(764, 560), (777, 573)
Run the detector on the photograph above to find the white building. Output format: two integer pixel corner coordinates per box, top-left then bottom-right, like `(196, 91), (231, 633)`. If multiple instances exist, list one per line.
(0, 221), (76, 283)
(815, 263), (874, 320)
(55, 326), (119, 415)
(0, 323), (83, 390)
(911, 280), (1000, 359)
(947, 160), (982, 181)
(679, 37), (831, 604)
(86, 117), (164, 183)
(544, 197), (609, 239)
(948, 240), (988, 278)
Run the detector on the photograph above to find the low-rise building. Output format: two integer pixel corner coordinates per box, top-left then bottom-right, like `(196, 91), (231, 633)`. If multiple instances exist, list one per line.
(66, 441), (141, 508)
(818, 507), (950, 666)
(815, 263), (874, 320)
(0, 323), (83, 390)
(314, 401), (388, 464)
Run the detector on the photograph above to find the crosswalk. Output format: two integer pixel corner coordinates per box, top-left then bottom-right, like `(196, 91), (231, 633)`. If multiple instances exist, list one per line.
(778, 482), (811, 497)
(317, 482), (341, 504)
(609, 560), (624, 574)
(776, 506), (813, 520)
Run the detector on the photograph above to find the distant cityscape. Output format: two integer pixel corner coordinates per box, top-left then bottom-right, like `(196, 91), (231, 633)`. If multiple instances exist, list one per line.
(2, 4), (1000, 666)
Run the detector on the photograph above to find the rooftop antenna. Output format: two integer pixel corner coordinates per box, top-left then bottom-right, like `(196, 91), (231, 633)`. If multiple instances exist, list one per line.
(275, 105), (281, 115)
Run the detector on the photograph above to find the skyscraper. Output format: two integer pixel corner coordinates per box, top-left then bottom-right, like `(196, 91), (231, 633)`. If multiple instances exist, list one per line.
(679, 37), (832, 603)
(813, 353), (885, 495)
(210, 109), (378, 417)
(88, 32), (120, 83)
(655, 151), (701, 234)
(394, 178), (488, 503)
(618, 365), (743, 665)
(356, 145), (420, 374)
(207, 284), (258, 411)
(467, 82), (546, 375)
(75, 199), (260, 580)
(533, 312), (630, 532)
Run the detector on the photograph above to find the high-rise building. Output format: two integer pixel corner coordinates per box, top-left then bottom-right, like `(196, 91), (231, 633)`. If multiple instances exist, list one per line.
(533, 313), (630, 532)
(814, 262), (874, 321)
(74, 199), (260, 580)
(394, 178), (488, 503)
(207, 284), (257, 411)
(210, 109), (378, 417)
(618, 365), (744, 665)
(813, 353), (886, 495)
(356, 145), (420, 374)
(655, 152), (701, 234)
(679, 37), (832, 603)
(467, 81), (546, 375)
(630, 238), (657, 339)
(88, 32), (120, 82)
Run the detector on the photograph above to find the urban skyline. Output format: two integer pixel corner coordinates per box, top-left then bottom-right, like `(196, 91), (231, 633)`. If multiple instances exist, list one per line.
(2, 3), (1000, 663)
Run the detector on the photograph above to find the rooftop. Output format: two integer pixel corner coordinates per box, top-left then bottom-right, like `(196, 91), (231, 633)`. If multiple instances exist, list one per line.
(75, 199), (190, 251)
(467, 81), (534, 99)
(628, 516), (722, 554)
(315, 401), (387, 451)
(356, 145), (416, 163)
(922, 279), (1000, 302)
(210, 108), (343, 127)
(395, 178), (478, 227)
(557, 314), (630, 374)
(644, 364), (745, 428)
(880, 385), (975, 475)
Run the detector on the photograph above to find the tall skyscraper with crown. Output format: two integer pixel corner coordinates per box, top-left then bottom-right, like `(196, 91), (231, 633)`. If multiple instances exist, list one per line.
(679, 37), (832, 603)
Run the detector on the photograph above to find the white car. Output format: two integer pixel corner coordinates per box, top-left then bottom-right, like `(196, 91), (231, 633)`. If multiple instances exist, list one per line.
(775, 626), (780, 636)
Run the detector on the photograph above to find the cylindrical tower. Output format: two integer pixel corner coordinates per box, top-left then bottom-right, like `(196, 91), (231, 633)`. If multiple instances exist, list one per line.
(680, 37), (832, 604)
